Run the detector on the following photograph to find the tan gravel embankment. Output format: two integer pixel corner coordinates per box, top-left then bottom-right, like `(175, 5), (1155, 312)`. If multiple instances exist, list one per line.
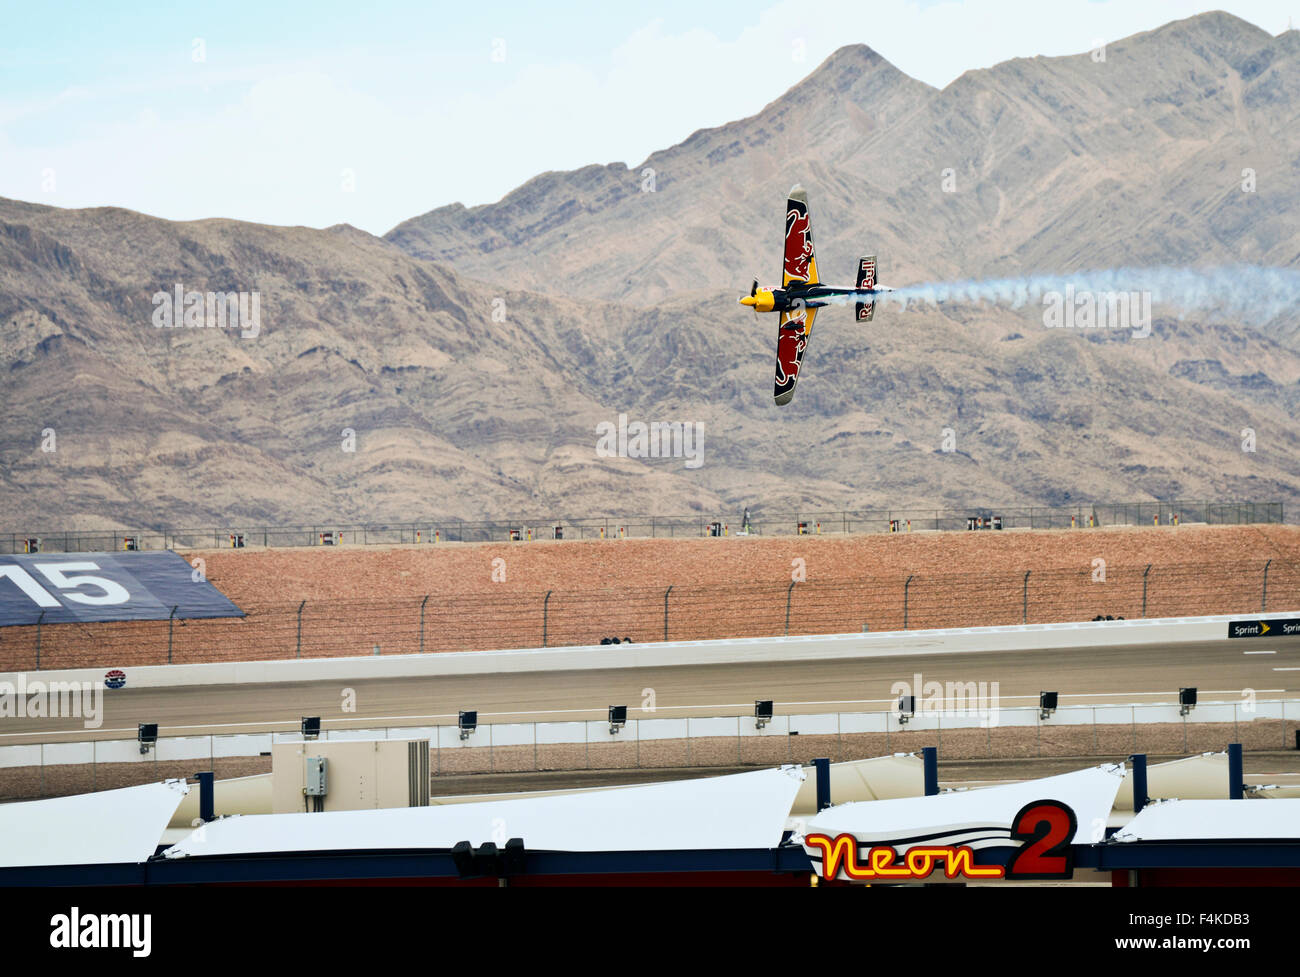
(3, 524), (1299, 670)
(0, 756), (270, 802)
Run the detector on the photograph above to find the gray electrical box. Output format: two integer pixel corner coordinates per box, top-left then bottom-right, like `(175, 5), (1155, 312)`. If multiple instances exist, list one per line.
(305, 756), (328, 796)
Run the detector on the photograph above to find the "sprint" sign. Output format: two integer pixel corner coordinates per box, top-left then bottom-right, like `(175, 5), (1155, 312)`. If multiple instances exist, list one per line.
(1227, 618), (1300, 638)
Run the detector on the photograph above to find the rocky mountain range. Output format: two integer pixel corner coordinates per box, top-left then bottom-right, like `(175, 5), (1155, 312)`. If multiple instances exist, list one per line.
(1, 11), (1298, 531)
(387, 12), (1300, 303)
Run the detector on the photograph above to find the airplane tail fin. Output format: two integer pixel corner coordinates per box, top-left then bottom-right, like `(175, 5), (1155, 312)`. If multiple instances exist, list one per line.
(854, 255), (877, 322)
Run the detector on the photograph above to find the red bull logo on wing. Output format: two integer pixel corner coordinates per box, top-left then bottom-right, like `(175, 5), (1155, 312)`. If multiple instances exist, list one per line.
(775, 318), (807, 386)
(784, 207), (813, 281)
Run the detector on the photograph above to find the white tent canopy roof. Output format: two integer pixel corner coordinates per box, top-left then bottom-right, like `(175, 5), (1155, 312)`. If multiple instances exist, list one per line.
(1114, 799), (1300, 842)
(0, 780), (189, 867)
(804, 764), (1125, 852)
(1115, 752), (1229, 810)
(165, 766), (804, 859)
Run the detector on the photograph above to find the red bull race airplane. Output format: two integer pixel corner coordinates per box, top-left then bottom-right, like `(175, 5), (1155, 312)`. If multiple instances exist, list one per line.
(740, 184), (894, 405)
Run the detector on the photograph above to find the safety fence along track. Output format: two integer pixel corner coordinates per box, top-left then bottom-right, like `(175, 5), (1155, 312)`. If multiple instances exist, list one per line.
(1, 500), (1283, 554)
(1, 560), (1296, 671)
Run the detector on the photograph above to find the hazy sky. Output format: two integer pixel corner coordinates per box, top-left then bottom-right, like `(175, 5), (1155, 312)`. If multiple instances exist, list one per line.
(1, 0), (1293, 234)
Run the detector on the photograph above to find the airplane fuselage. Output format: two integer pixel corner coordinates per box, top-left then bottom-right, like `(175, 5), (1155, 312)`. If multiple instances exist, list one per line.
(740, 282), (886, 314)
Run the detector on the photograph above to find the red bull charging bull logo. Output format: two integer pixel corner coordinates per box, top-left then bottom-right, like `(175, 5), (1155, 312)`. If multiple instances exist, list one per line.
(784, 206), (813, 281)
(775, 314), (807, 387)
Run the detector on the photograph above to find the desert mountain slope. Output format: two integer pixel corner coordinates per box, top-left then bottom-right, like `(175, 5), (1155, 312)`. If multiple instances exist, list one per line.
(2, 12), (1299, 530)
(0, 204), (736, 527)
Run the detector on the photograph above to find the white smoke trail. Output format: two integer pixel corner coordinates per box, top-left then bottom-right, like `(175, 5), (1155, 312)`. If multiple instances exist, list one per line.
(827, 265), (1300, 326)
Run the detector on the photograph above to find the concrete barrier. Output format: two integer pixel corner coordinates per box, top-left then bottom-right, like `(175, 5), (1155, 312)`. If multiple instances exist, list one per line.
(2, 612), (1293, 692)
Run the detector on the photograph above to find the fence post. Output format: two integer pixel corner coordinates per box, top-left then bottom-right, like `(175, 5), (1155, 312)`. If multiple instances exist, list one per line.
(903, 575), (913, 630)
(167, 605), (178, 663)
(1141, 564), (1151, 618)
(1262, 559), (1272, 612)
(785, 580), (796, 636)
(295, 600), (306, 658)
(542, 590), (552, 647)
(1022, 571), (1030, 624)
(419, 595), (429, 654)
(663, 586), (672, 642)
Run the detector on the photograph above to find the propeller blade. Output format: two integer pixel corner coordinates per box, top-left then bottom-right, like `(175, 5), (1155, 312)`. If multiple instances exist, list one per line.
(750, 278), (758, 298)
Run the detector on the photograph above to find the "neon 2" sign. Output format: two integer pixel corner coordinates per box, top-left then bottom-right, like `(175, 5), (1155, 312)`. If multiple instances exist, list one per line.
(806, 800), (1078, 882)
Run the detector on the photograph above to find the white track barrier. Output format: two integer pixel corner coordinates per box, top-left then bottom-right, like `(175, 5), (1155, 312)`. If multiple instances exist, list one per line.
(2, 700), (1294, 771)
(3, 612), (1295, 691)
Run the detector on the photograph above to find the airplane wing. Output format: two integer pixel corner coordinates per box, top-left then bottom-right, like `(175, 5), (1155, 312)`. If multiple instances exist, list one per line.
(773, 304), (817, 406)
(782, 185), (819, 287)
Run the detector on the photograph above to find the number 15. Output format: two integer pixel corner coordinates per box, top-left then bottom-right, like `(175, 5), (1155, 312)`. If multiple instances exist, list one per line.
(0, 562), (130, 607)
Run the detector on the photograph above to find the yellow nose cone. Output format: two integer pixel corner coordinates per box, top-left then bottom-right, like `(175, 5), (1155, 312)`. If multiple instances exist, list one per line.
(739, 295), (757, 307)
